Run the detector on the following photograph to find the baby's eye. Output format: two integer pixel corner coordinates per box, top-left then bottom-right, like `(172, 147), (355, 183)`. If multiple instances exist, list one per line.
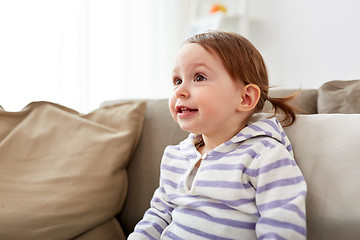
(194, 74), (206, 82)
(173, 78), (182, 86)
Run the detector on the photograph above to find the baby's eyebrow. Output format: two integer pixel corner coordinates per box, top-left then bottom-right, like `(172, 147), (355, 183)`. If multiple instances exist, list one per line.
(192, 62), (208, 68)
(171, 62), (213, 76)
(191, 62), (214, 74)
(172, 66), (180, 74)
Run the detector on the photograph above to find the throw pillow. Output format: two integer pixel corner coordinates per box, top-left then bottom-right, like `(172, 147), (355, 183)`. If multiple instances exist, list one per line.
(0, 101), (146, 240)
(318, 79), (360, 113)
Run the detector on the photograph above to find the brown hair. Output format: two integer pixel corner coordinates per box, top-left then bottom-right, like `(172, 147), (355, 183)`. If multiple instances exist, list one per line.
(185, 31), (296, 126)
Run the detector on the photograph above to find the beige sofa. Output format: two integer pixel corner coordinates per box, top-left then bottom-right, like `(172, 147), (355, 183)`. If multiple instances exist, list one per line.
(0, 80), (359, 239)
(116, 80), (360, 240)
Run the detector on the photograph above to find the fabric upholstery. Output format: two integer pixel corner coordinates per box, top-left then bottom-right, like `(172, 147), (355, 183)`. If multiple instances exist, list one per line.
(318, 79), (360, 113)
(285, 114), (360, 239)
(75, 218), (124, 240)
(0, 101), (146, 240)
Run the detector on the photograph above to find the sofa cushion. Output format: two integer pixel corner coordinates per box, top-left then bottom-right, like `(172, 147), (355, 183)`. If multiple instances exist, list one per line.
(318, 79), (360, 113)
(285, 114), (360, 239)
(0, 101), (146, 240)
(74, 218), (125, 240)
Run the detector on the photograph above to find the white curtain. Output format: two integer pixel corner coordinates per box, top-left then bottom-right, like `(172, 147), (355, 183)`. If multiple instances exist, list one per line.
(0, 0), (190, 113)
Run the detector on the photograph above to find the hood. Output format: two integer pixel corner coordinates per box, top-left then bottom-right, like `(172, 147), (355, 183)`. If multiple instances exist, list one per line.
(228, 116), (293, 154)
(178, 115), (293, 159)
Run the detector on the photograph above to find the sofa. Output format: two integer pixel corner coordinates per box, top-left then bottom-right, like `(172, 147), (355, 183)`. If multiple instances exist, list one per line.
(0, 80), (359, 240)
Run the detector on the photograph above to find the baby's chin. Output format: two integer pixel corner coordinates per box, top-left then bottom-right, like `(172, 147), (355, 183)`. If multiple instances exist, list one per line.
(177, 124), (201, 135)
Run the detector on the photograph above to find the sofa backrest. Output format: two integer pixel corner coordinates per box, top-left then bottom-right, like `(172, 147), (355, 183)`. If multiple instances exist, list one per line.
(285, 114), (360, 239)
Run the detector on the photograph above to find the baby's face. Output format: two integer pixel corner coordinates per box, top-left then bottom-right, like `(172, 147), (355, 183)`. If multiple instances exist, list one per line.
(169, 43), (244, 137)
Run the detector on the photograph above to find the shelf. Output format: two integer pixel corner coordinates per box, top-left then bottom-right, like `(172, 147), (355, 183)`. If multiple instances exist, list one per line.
(187, 0), (249, 37)
(186, 12), (242, 37)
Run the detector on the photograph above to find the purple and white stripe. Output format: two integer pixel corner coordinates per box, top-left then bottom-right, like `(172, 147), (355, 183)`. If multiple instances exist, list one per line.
(128, 117), (306, 240)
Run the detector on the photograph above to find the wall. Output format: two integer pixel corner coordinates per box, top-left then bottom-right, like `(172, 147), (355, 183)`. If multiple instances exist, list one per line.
(1, 1), (358, 112)
(247, 0), (360, 89)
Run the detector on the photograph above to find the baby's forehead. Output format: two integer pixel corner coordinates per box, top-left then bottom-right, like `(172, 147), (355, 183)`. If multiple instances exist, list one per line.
(174, 43), (221, 66)
(178, 43), (217, 56)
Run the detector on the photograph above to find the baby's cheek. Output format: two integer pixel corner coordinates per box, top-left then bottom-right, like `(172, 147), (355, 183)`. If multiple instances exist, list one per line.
(171, 111), (178, 123)
(168, 99), (178, 122)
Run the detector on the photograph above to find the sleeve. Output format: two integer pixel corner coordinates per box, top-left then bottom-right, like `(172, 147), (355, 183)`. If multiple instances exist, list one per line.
(250, 143), (307, 240)
(128, 156), (176, 239)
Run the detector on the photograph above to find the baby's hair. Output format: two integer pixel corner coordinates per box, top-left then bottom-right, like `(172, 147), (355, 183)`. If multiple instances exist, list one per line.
(185, 31), (297, 126)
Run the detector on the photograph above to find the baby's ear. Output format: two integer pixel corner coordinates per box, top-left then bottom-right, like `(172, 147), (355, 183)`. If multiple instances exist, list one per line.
(236, 84), (261, 112)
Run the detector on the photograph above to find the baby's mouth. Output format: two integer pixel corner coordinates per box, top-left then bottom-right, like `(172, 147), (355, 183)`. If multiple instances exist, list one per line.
(178, 107), (198, 113)
(176, 106), (198, 114)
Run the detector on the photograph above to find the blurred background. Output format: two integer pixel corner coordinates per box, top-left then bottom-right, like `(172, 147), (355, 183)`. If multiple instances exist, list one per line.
(0, 0), (359, 113)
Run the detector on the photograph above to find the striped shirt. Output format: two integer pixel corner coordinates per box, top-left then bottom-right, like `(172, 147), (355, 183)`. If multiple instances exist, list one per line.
(128, 117), (307, 240)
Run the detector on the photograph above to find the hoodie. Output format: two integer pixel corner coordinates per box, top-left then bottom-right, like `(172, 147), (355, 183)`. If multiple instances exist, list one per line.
(129, 117), (307, 240)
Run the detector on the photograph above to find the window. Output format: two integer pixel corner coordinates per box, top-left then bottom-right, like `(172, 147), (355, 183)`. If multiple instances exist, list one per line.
(0, 0), (189, 113)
